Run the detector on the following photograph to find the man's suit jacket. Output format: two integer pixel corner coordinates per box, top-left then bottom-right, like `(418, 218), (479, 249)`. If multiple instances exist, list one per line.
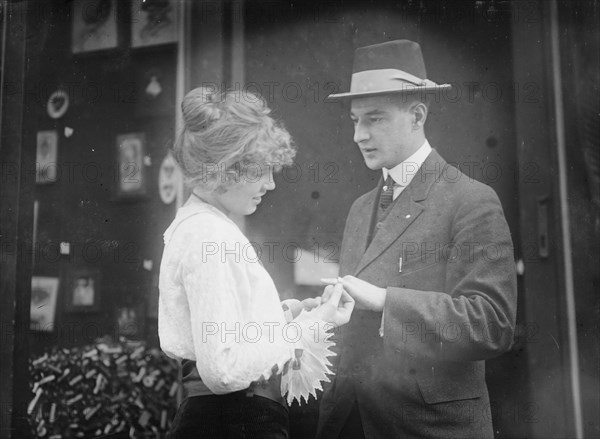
(317, 149), (517, 439)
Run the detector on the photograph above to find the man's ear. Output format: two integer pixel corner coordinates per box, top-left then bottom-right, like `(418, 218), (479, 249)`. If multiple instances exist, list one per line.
(412, 102), (428, 128)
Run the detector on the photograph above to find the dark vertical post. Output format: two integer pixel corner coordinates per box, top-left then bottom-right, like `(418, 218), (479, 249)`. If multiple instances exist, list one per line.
(511, 0), (579, 437)
(0, 1), (35, 437)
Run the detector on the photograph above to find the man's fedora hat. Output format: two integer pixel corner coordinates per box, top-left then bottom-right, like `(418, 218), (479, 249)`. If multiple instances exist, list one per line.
(328, 39), (451, 100)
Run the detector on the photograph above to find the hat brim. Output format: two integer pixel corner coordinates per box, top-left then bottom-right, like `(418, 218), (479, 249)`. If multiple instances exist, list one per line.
(327, 84), (452, 101)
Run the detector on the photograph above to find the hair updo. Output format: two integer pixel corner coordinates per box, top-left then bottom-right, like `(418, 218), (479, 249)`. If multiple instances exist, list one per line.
(172, 86), (296, 192)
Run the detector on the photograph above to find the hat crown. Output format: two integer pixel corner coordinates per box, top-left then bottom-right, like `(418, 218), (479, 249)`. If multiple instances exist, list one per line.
(328, 39), (450, 100)
(353, 39), (427, 79)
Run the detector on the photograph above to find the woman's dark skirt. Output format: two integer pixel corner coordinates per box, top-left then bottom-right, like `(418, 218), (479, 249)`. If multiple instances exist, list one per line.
(168, 392), (289, 439)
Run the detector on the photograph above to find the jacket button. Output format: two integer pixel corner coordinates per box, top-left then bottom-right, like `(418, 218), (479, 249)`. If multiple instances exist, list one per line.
(376, 222), (383, 229)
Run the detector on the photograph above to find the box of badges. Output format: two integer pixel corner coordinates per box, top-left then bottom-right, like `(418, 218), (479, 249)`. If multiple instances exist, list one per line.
(27, 337), (179, 438)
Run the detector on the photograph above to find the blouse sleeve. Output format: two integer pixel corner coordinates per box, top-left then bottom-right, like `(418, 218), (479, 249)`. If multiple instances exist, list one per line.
(179, 221), (335, 402)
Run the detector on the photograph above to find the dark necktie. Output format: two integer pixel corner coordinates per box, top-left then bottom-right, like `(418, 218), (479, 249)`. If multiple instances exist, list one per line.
(379, 175), (395, 211)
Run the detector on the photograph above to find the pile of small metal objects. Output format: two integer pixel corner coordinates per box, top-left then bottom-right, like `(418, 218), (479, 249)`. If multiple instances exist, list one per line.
(27, 338), (179, 438)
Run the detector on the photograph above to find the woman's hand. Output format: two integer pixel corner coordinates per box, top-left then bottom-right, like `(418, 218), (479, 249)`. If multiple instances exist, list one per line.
(281, 299), (304, 322)
(312, 283), (355, 327)
(300, 297), (322, 311)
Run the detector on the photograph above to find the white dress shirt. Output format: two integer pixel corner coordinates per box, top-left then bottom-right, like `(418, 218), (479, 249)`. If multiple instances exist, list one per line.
(382, 139), (432, 199)
(378, 140), (432, 338)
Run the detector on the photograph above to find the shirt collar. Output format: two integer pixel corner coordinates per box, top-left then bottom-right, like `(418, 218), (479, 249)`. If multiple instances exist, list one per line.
(163, 194), (236, 245)
(383, 139), (432, 187)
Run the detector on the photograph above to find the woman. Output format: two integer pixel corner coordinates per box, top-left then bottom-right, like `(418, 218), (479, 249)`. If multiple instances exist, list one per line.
(159, 87), (354, 438)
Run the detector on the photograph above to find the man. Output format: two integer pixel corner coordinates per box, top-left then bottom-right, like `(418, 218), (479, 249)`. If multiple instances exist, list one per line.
(316, 40), (517, 439)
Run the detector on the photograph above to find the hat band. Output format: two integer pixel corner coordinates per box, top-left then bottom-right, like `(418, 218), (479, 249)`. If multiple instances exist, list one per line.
(350, 69), (434, 94)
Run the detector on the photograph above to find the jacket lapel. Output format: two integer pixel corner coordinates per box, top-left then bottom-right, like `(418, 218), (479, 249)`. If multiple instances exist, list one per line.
(339, 186), (378, 276)
(353, 150), (446, 276)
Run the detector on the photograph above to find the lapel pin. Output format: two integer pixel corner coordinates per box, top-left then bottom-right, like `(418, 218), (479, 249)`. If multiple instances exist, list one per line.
(405, 214), (411, 219)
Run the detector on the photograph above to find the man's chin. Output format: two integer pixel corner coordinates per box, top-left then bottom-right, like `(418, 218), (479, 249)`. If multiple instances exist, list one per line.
(363, 159), (383, 171)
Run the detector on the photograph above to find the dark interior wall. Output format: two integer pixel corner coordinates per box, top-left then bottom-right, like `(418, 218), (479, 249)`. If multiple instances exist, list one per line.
(243, 1), (524, 437)
(27, 0), (177, 354)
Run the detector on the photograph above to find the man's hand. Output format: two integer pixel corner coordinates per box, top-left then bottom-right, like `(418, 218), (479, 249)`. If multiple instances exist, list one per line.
(321, 276), (386, 312)
(282, 291), (354, 326)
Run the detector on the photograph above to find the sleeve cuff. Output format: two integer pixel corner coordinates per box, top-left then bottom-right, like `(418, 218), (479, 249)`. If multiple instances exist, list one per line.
(279, 310), (336, 405)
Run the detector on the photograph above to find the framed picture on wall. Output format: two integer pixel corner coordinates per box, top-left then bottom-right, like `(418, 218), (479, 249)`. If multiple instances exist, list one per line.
(134, 60), (177, 118)
(46, 89), (70, 119)
(115, 132), (146, 199)
(36, 130), (58, 184)
(116, 305), (145, 339)
(158, 152), (181, 205)
(65, 267), (101, 313)
(131, 0), (179, 48)
(72, 0), (118, 54)
(30, 276), (60, 331)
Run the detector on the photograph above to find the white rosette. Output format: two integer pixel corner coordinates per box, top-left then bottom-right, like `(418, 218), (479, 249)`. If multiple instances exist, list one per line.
(280, 309), (336, 405)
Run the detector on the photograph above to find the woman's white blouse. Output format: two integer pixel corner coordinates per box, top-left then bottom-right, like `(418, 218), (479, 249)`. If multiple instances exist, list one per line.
(158, 198), (296, 394)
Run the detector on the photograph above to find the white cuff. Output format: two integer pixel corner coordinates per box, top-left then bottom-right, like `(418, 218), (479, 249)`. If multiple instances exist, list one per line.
(279, 310), (336, 405)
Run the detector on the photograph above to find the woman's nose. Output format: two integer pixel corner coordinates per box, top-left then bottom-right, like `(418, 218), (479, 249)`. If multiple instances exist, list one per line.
(263, 172), (276, 191)
(265, 180), (276, 191)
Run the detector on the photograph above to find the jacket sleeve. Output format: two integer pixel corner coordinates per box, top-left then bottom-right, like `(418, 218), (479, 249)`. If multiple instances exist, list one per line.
(382, 186), (517, 362)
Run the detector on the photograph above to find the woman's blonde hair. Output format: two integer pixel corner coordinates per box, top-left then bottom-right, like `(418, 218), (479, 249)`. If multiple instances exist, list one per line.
(172, 86), (296, 192)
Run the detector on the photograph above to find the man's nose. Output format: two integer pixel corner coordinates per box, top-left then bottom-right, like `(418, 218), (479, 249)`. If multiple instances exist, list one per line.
(353, 123), (369, 144)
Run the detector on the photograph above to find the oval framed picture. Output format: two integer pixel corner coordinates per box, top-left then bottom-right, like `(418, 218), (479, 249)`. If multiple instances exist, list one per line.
(158, 152), (181, 204)
(47, 90), (70, 119)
